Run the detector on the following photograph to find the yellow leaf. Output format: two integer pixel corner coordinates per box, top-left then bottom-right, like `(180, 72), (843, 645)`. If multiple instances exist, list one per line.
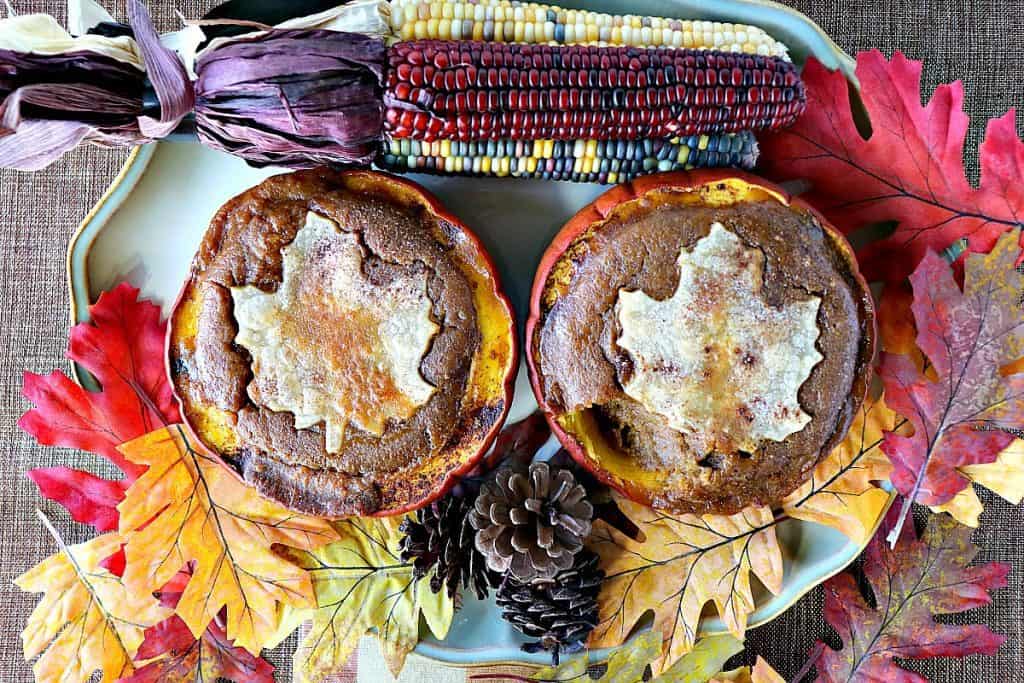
(533, 631), (661, 683)
(587, 496), (782, 675)
(781, 397), (897, 544)
(279, 516), (455, 683)
(116, 426), (338, 655)
(654, 634), (747, 682)
(15, 515), (170, 683)
(710, 656), (786, 683)
(533, 631), (744, 683)
(931, 439), (1024, 526)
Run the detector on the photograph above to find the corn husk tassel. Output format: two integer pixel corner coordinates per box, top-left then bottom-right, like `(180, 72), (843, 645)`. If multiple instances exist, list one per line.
(193, 29), (385, 168)
(0, 0), (193, 171)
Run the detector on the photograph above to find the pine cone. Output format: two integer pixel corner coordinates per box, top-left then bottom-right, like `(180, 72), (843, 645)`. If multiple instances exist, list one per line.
(399, 495), (492, 600)
(496, 550), (604, 665)
(471, 462), (593, 583)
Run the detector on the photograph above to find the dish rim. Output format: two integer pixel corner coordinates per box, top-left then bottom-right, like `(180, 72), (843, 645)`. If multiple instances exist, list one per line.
(62, 0), (883, 668)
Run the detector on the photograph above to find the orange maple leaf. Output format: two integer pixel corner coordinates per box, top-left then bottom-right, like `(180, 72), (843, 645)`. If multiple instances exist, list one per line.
(16, 516), (169, 683)
(116, 425), (338, 655)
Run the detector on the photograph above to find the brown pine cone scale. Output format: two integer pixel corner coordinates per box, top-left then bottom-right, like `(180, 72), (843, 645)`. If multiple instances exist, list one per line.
(399, 494), (493, 600)
(496, 550), (604, 665)
(471, 461), (593, 583)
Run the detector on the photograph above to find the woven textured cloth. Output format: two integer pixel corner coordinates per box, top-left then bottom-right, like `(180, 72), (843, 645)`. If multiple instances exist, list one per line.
(0, 1), (1021, 681)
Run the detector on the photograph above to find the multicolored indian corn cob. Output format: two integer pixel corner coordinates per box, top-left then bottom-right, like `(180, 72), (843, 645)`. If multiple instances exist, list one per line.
(388, 0), (790, 59)
(378, 132), (758, 182)
(384, 40), (804, 142)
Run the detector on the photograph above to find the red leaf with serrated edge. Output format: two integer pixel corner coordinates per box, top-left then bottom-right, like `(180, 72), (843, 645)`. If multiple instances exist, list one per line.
(120, 614), (275, 683)
(20, 370), (146, 480)
(19, 283), (179, 481)
(758, 50), (1024, 285)
(878, 231), (1024, 540)
(27, 467), (128, 532)
(119, 568), (274, 683)
(813, 508), (1008, 682)
(20, 283), (180, 535)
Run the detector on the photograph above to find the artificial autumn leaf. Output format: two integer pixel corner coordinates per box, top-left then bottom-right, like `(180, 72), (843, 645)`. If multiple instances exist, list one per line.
(120, 568), (275, 683)
(812, 509), (1008, 682)
(758, 50), (1024, 285)
(122, 614), (275, 683)
(931, 439), (1024, 526)
(20, 283), (180, 482)
(531, 631), (744, 683)
(15, 514), (170, 683)
(116, 425), (338, 655)
(587, 495), (783, 675)
(880, 229), (1024, 543)
(586, 401), (903, 675)
(278, 516), (454, 682)
(780, 396), (897, 544)
(27, 467), (128, 533)
(710, 657), (786, 683)
(21, 284), (181, 545)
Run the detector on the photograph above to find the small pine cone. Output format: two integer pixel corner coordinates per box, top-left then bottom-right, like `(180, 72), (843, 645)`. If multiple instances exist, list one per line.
(471, 462), (593, 583)
(496, 550), (604, 665)
(399, 495), (492, 600)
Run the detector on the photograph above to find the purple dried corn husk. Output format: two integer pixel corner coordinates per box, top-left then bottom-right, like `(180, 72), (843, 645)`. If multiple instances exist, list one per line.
(0, 47), (144, 133)
(194, 29), (385, 168)
(125, 0), (192, 139)
(0, 1), (192, 170)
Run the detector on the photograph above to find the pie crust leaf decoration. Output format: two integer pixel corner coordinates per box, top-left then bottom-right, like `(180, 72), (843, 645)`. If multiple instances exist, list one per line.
(586, 493), (783, 675)
(812, 510), (1008, 682)
(231, 211), (438, 452)
(19, 282), (180, 484)
(15, 521), (170, 683)
(121, 569), (275, 683)
(115, 426), (338, 655)
(277, 516), (454, 682)
(880, 229), (1024, 543)
(615, 222), (822, 454)
(780, 396), (897, 544)
(758, 49), (1024, 286)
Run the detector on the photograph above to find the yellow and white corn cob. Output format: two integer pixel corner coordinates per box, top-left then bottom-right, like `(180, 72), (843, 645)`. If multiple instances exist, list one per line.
(388, 0), (790, 59)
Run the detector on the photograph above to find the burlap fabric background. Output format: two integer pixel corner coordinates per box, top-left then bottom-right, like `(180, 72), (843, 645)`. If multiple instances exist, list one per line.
(1, 1), (1021, 680)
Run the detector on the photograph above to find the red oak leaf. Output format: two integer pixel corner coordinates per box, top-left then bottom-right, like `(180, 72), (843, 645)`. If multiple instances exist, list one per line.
(813, 508), (1008, 682)
(758, 50), (1024, 285)
(27, 467), (128, 532)
(20, 283), (180, 531)
(879, 230), (1024, 541)
(119, 569), (275, 683)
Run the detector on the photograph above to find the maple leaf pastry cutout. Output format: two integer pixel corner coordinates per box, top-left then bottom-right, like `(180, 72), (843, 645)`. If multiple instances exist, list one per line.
(615, 222), (823, 455)
(231, 211), (439, 452)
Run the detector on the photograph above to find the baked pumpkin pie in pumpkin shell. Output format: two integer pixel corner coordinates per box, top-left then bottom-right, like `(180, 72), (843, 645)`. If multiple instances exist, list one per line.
(526, 170), (875, 515)
(168, 169), (517, 517)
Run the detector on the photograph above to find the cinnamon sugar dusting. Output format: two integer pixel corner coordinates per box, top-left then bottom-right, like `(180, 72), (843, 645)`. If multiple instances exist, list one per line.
(231, 211), (438, 452)
(614, 222), (822, 454)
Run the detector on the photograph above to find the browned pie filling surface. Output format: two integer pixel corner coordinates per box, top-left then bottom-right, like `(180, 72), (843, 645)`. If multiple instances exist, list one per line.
(170, 171), (481, 515)
(536, 195), (868, 513)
